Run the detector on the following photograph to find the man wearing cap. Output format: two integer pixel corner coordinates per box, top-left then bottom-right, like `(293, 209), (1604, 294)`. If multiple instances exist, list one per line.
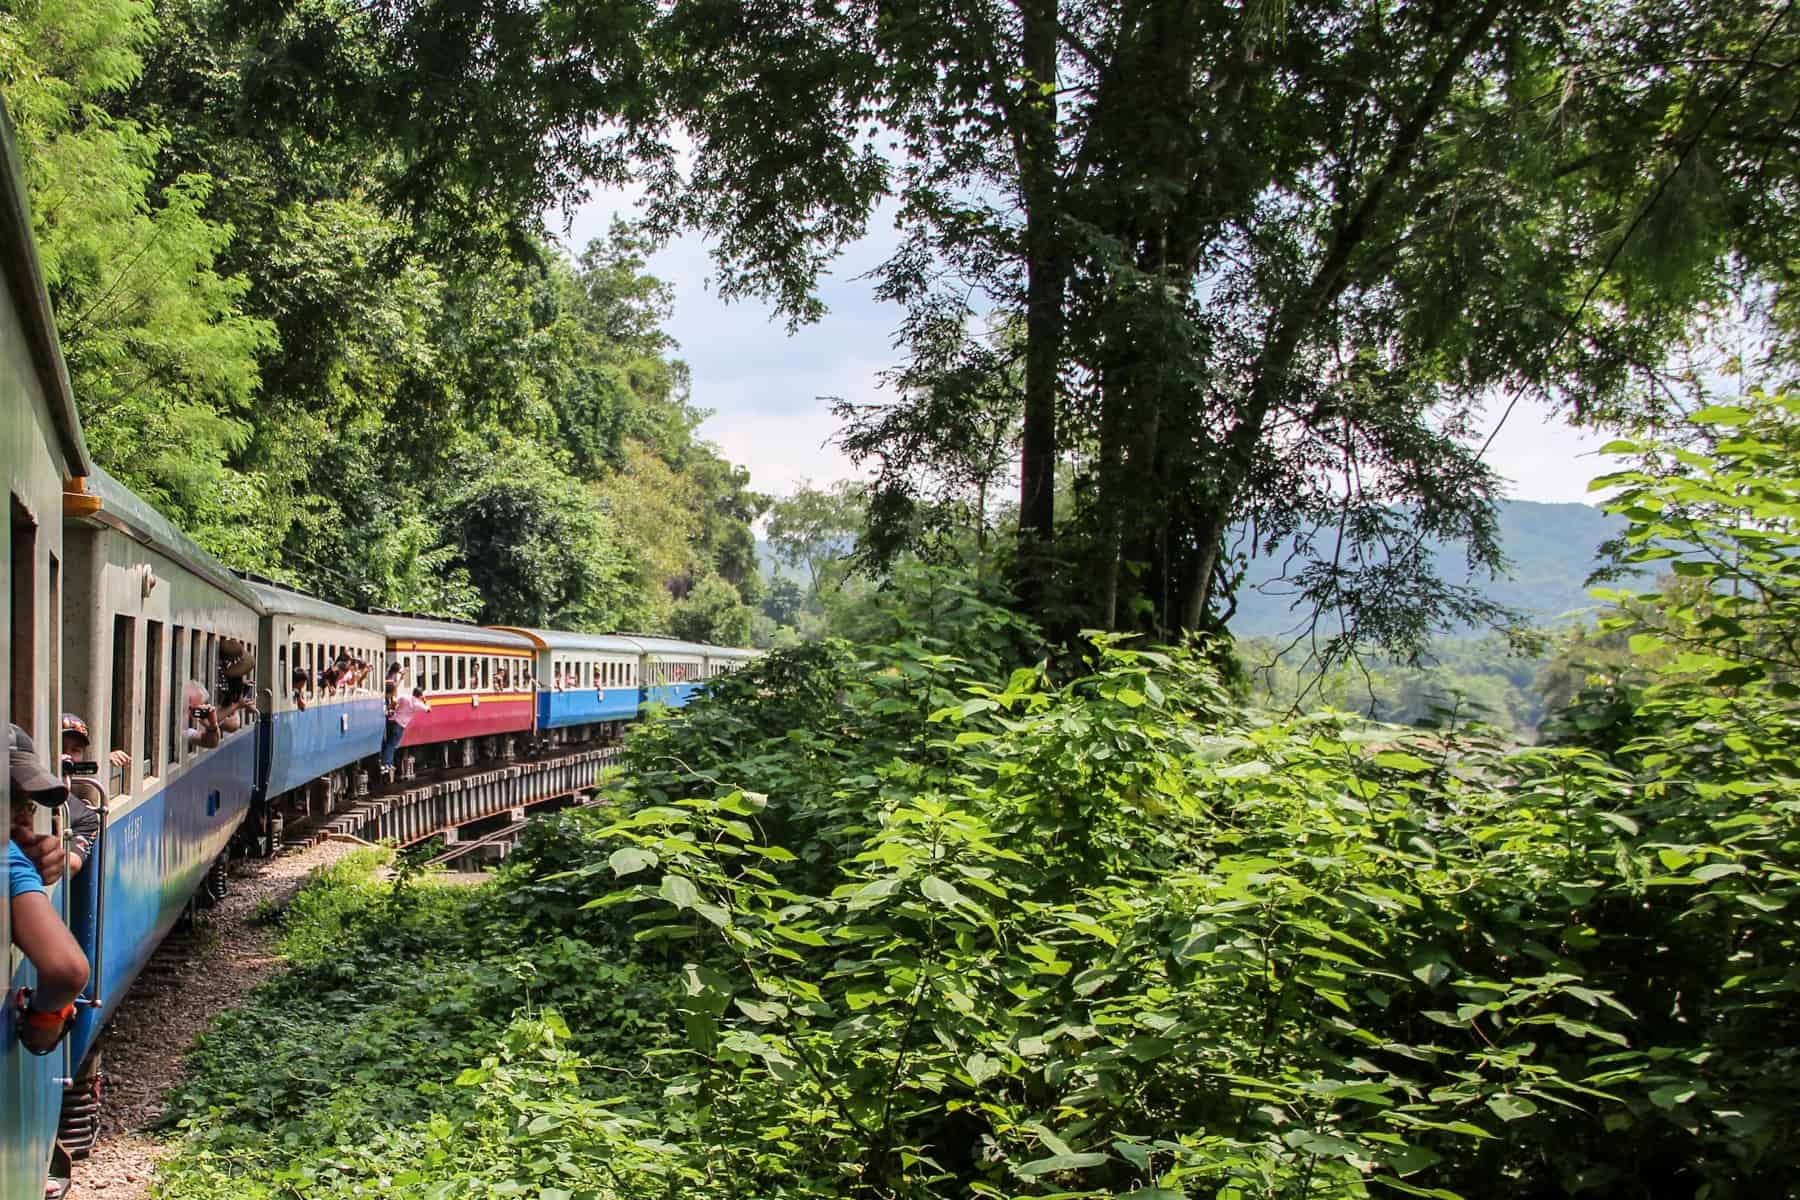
(9, 725), (90, 1056)
(58, 714), (120, 878)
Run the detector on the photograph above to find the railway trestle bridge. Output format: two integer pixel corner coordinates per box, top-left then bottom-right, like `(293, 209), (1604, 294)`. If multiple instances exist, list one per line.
(280, 743), (619, 865)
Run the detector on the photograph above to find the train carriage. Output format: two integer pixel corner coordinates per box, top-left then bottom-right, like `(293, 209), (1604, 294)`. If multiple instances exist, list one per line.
(247, 581), (387, 847)
(382, 618), (536, 771)
(703, 645), (759, 680)
(60, 469), (262, 1068)
(623, 636), (713, 710)
(487, 628), (641, 744)
(0, 100), (91, 1199)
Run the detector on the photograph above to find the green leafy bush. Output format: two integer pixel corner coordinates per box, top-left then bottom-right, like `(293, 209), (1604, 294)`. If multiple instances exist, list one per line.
(159, 403), (1800, 1198)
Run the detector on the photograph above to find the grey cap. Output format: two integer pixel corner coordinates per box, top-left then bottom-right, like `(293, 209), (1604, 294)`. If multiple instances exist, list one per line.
(9, 724), (68, 806)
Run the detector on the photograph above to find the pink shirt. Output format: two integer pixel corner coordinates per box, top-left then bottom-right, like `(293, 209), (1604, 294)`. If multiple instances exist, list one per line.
(392, 694), (431, 729)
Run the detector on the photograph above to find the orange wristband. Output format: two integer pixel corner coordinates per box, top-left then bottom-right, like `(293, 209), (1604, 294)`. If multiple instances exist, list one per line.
(22, 1002), (75, 1031)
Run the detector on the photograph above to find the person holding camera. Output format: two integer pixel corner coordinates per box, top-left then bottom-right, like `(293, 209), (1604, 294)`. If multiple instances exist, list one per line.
(55, 714), (118, 878)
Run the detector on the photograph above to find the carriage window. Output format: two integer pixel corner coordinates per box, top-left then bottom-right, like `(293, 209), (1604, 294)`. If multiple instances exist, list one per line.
(243, 641), (256, 726)
(429, 655), (442, 692)
(10, 497), (36, 738)
(110, 615), (136, 796)
(414, 653), (424, 686)
(145, 621), (164, 776)
(454, 656), (464, 691)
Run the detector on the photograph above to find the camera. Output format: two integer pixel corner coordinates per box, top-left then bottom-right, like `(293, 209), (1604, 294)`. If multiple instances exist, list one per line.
(59, 757), (99, 777)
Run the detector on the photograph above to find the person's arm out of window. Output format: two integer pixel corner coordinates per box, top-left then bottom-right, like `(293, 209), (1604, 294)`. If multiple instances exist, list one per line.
(12, 888), (88, 1010)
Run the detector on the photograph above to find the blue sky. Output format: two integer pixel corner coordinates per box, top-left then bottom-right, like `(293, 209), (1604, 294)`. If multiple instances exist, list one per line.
(564, 197), (1611, 504)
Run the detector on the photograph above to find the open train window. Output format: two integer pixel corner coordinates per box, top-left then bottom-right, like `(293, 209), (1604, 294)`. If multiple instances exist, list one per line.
(110, 615), (136, 796)
(10, 496), (36, 738)
(429, 656), (441, 692)
(146, 621), (164, 777)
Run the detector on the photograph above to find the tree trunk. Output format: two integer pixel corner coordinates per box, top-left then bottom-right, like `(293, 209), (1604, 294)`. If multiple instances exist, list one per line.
(1016, 0), (1061, 611)
(1182, 0), (1507, 630)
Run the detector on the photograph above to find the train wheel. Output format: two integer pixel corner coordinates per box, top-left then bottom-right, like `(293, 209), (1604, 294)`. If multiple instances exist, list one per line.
(57, 1049), (103, 1161)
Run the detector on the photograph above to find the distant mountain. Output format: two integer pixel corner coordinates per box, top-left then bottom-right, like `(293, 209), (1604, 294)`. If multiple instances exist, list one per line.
(759, 501), (1625, 639)
(1228, 500), (1625, 638)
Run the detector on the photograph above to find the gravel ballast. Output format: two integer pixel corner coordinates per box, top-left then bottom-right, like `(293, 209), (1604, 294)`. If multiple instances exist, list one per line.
(72, 840), (359, 1198)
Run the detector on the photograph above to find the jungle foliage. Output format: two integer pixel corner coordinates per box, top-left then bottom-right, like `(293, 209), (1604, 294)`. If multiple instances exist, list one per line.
(160, 398), (1800, 1199)
(0, 0), (762, 635)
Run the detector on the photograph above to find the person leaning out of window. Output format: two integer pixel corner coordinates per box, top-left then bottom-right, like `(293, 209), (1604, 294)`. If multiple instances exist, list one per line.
(9, 725), (89, 1056)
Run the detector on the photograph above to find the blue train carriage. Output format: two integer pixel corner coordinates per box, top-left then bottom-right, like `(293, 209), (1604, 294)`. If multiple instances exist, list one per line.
(59, 467), (262, 1076)
(244, 581), (388, 849)
(0, 97), (105, 1194)
(487, 628), (642, 748)
(702, 644), (760, 682)
(622, 636), (713, 710)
